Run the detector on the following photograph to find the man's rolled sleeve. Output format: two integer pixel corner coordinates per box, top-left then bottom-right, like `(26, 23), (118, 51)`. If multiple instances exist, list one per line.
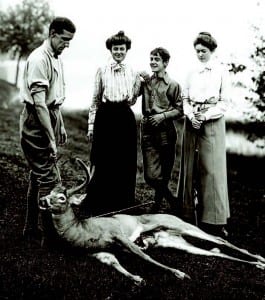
(27, 57), (49, 96)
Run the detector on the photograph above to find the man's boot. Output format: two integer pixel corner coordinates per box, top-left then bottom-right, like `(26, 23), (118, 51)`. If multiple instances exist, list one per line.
(39, 185), (60, 246)
(23, 174), (43, 245)
(163, 185), (183, 217)
(150, 189), (164, 213)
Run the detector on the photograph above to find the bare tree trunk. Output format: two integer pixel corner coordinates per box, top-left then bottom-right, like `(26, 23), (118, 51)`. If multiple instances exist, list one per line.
(15, 54), (22, 87)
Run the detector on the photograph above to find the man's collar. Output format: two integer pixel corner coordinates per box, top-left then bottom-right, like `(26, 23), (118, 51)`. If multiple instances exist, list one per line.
(43, 39), (57, 58)
(151, 71), (170, 84)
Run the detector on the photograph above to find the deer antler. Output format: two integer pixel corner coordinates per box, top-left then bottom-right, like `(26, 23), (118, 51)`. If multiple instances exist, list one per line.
(66, 158), (95, 197)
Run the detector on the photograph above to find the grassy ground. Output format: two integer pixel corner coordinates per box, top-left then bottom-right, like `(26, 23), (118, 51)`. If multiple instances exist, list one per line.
(0, 82), (264, 299)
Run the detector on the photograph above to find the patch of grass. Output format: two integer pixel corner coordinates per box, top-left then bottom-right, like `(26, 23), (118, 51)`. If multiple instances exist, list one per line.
(0, 105), (265, 300)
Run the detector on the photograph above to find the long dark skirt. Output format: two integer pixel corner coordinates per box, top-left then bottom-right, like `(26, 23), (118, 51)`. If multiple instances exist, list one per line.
(85, 101), (137, 216)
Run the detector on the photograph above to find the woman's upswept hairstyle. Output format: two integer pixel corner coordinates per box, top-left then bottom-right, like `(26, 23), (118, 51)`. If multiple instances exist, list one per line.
(106, 31), (131, 50)
(150, 47), (170, 63)
(193, 32), (217, 52)
(49, 17), (76, 35)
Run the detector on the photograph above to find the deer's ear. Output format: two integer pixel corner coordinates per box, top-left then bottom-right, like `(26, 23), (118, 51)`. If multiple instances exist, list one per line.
(68, 194), (87, 206)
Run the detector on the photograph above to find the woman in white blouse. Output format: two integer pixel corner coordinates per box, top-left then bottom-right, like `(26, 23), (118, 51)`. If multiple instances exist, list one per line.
(84, 31), (141, 216)
(177, 32), (230, 237)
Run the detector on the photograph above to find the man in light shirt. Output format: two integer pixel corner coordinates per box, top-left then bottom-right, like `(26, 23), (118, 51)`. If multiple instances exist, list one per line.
(19, 17), (76, 244)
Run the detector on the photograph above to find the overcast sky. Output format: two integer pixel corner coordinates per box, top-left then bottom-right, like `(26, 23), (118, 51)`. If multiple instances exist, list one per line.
(1, 0), (264, 109)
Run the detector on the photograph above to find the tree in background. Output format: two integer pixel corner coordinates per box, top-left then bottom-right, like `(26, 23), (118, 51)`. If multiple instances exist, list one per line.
(249, 24), (265, 116)
(0, 0), (54, 86)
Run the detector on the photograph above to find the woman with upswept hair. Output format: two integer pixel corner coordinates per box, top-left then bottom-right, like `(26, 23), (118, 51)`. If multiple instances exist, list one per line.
(177, 32), (231, 237)
(84, 31), (141, 216)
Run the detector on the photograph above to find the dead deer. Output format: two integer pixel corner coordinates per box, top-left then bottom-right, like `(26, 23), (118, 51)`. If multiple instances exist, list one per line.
(39, 158), (265, 286)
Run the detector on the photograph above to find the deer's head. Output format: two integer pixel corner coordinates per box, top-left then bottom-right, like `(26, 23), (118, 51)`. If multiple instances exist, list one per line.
(39, 158), (94, 214)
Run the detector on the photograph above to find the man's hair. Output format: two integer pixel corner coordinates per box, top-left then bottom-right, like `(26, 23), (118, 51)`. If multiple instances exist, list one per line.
(106, 31), (131, 50)
(49, 17), (76, 35)
(193, 32), (217, 52)
(150, 47), (170, 63)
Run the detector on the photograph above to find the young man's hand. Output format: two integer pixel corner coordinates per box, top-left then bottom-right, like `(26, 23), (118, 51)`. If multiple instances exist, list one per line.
(148, 113), (165, 127)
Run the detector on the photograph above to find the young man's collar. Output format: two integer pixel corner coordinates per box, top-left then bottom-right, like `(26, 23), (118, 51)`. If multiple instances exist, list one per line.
(151, 71), (170, 84)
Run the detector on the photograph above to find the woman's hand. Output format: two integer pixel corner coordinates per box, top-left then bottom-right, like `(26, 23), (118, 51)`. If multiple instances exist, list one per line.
(127, 96), (137, 106)
(194, 112), (206, 122)
(191, 116), (202, 129)
(139, 71), (150, 82)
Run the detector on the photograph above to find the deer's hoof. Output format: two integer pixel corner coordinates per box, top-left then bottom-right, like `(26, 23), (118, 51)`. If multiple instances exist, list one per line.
(174, 269), (191, 280)
(210, 247), (221, 253)
(133, 276), (146, 287)
(256, 262), (265, 270)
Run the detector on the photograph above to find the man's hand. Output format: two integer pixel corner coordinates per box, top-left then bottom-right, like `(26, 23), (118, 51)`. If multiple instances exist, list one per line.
(49, 140), (57, 161)
(87, 130), (93, 142)
(59, 126), (67, 145)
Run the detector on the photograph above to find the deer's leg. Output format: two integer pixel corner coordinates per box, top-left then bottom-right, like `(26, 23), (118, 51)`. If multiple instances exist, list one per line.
(152, 232), (264, 269)
(179, 226), (265, 264)
(116, 236), (190, 280)
(161, 223), (265, 266)
(92, 252), (144, 286)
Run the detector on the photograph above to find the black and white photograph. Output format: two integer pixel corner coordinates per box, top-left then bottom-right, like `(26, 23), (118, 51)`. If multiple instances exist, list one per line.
(0, 0), (264, 299)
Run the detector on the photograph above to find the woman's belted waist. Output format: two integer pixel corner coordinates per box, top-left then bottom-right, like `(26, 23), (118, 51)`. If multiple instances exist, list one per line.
(103, 95), (129, 105)
(190, 102), (217, 113)
(188, 96), (219, 113)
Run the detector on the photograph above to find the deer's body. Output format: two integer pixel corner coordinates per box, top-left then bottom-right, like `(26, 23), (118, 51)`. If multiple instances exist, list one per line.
(40, 159), (265, 286)
(53, 209), (190, 249)
(53, 209), (123, 249)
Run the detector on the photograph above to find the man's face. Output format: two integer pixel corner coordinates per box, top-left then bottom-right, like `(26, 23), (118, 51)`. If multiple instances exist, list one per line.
(195, 44), (212, 63)
(150, 53), (167, 73)
(110, 44), (127, 63)
(51, 29), (75, 57)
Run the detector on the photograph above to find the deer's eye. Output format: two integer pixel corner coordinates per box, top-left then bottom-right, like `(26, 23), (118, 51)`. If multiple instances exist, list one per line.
(57, 194), (66, 203)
